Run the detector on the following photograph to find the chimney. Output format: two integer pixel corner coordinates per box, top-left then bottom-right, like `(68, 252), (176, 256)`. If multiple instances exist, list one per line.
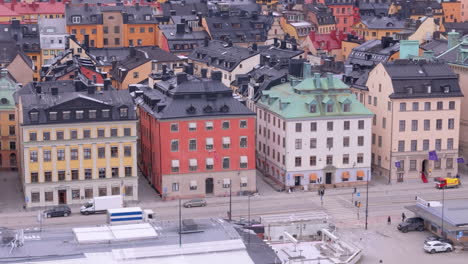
(170, 10), (176, 16)
(344, 64), (353, 76)
(97, 2), (102, 6)
(181, 18), (186, 25)
(197, 12), (203, 26)
(448, 30), (460, 49)
(280, 40), (286, 49)
(35, 85), (42, 94)
(252, 43), (258, 51)
(399, 40), (419, 59)
(11, 19), (20, 29)
(273, 37), (279, 47)
(327, 72), (334, 88)
(227, 40), (233, 47)
(129, 46), (136, 57)
(252, 11), (258, 20)
(87, 85), (95, 94)
(192, 10), (196, 15)
(83, 34), (90, 52)
(135, 3), (140, 10)
(51, 87), (59, 96)
(104, 78), (111, 90)
(201, 68), (208, 78)
(211, 71), (222, 81)
(184, 63), (194, 75)
(303, 62), (311, 78)
(204, 37), (209, 47)
(162, 64), (167, 75)
(176, 72), (188, 84)
(176, 23), (185, 34)
(314, 73), (321, 88)
(292, 44), (297, 51)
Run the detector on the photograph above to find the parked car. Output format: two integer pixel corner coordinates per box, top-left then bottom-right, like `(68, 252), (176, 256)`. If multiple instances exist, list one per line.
(183, 199), (207, 208)
(424, 241), (453, 253)
(397, 217), (424, 233)
(44, 205), (71, 218)
(425, 236), (453, 245)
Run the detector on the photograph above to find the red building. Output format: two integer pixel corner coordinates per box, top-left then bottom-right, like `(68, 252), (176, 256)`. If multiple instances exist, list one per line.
(325, 0), (361, 33)
(138, 70), (256, 200)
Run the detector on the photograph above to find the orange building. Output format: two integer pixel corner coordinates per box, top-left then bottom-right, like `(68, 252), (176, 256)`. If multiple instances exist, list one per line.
(442, 0), (461, 23)
(66, 3), (159, 48)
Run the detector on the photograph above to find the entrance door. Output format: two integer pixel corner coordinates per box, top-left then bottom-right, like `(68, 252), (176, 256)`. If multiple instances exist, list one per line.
(325, 173), (332, 184)
(58, 190), (67, 204)
(294, 176), (301, 186)
(205, 178), (214, 194)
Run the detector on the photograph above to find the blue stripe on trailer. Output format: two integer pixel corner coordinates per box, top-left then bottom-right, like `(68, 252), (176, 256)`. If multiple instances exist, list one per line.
(110, 216), (143, 222)
(109, 211), (143, 217)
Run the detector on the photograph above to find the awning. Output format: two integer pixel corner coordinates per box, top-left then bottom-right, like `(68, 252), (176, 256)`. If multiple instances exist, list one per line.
(206, 138), (214, 145)
(223, 178), (230, 185)
(222, 137), (231, 144)
(240, 156), (248, 163)
(309, 173), (317, 181)
(206, 158), (214, 165)
(189, 122), (197, 129)
(241, 177), (247, 184)
(357, 170), (365, 177)
(342, 171), (350, 178)
(190, 180), (197, 187)
(171, 160), (179, 167)
(189, 159), (197, 166)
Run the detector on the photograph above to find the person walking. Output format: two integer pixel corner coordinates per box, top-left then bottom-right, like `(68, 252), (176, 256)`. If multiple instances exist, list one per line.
(401, 212), (406, 222)
(387, 216), (391, 225)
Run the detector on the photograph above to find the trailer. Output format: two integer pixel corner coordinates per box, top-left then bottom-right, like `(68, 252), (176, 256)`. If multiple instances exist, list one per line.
(107, 207), (154, 225)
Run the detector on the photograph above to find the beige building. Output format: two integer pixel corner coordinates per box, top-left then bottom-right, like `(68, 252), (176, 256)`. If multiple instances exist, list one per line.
(354, 60), (463, 183)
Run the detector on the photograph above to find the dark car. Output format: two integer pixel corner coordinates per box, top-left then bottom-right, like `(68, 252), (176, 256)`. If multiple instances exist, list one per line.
(183, 199), (207, 208)
(425, 236), (453, 245)
(44, 205), (71, 218)
(397, 217), (424, 233)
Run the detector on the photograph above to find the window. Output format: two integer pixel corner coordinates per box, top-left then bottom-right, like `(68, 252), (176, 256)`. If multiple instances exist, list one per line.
(357, 153), (364, 163)
(98, 187), (107, 196)
(398, 140), (405, 152)
(358, 120), (364, 130)
(98, 129), (105, 138)
(326, 103), (333, 112)
(437, 101), (443, 110)
(71, 130), (77, 139)
(137, 39), (142, 45)
(424, 120), (430, 131)
(98, 147), (105, 158)
(343, 154), (349, 164)
(111, 146), (118, 157)
(295, 123), (302, 132)
(295, 157), (302, 167)
(58, 171), (65, 181)
(133, 72), (139, 79)
(240, 156), (248, 168)
(424, 102), (431, 111)
(378, 136), (382, 147)
(412, 102), (419, 111)
(69, 148), (78, 160)
(436, 119), (442, 130)
(372, 134), (376, 145)
(358, 136), (364, 146)
(411, 120), (418, 131)
(410, 160), (417, 171)
(49, 112), (57, 121)
(411, 140), (417, 151)
(387, 102), (391, 111)
(44, 171), (52, 182)
(434, 159), (441, 169)
(373, 97), (377, 106)
(240, 137), (247, 148)
(124, 128), (131, 136)
(84, 148), (91, 159)
(295, 139), (302, 150)
(103, 26), (109, 34)
(125, 185), (133, 196)
(171, 123), (179, 132)
(399, 120), (406, 132)
(29, 132), (37, 141)
(343, 103), (351, 112)
(98, 168), (106, 179)
(400, 103), (406, 111)
(327, 137), (333, 148)
(30, 172), (39, 183)
(205, 158), (214, 170)
(72, 16), (81, 23)
(85, 169), (92, 180)
(222, 121), (230, 129)
(124, 146), (131, 157)
(446, 158), (453, 169)
(111, 128), (118, 137)
(205, 122), (213, 130)
(8, 113), (14, 121)
(76, 110), (84, 119)
(70, 170), (79, 180)
(343, 137), (350, 147)
(435, 139), (442, 151)
(188, 122), (197, 131)
(448, 119), (455, 129)
(310, 138), (317, 149)
(373, 116), (376, 126)
(170, 140), (179, 152)
(189, 139), (197, 150)
(171, 160), (179, 173)
(102, 109), (110, 118)
(43, 131), (50, 141)
(44, 191), (53, 202)
(89, 110), (97, 119)
(223, 157), (230, 169)
(83, 129), (91, 138)
(310, 122), (317, 131)
(344, 121), (350, 130)
(125, 167), (132, 177)
(103, 38), (108, 45)
(447, 138), (454, 150)
(327, 122), (333, 131)
(423, 139), (429, 151)
(309, 155), (317, 166)
(326, 155), (333, 165)
(449, 101), (455, 110)
(119, 107), (128, 118)
(9, 141), (15, 150)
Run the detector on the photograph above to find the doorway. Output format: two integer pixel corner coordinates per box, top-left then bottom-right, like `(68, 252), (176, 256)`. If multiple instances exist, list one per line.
(325, 173), (332, 184)
(294, 176), (301, 186)
(58, 190), (67, 204)
(205, 178), (214, 194)
(421, 159), (429, 183)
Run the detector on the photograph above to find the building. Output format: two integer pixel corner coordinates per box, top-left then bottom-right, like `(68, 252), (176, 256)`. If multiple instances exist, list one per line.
(304, 3), (336, 34)
(441, 21), (468, 36)
(352, 16), (406, 41)
(65, 3), (159, 48)
(158, 20), (210, 55)
(325, 0), (360, 33)
(279, 18), (313, 43)
(38, 18), (68, 65)
(300, 30), (347, 61)
(363, 60), (463, 183)
(0, 0), (65, 23)
(110, 46), (184, 89)
(0, 41), (34, 85)
(441, 0), (461, 23)
(462, 0), (468, 22)
(357, 0), (390, 17)
(256, 66), (373, 189)
(16, 80), (138, 207)
(394, 16), (439, 44)
(188, 40), (261, 87)
(0, 69), (18, 170)
(137, 71), (256, 200)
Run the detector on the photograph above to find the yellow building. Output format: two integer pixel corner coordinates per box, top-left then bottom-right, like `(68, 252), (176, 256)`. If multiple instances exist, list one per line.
(0, 69), (18, 170)
(17, 80), (138, 207)
(353, 17), (406, 41)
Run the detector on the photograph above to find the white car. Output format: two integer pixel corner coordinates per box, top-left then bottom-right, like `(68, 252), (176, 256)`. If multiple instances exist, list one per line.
(424, 241), (453, 254)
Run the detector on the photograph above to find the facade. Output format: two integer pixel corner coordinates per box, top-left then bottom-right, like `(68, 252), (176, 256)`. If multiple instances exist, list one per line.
(361, 60), (463, 183)
(301, 30), (347, 61)
(325, 0), (360, 33)
(38, 18), (68, 65)
(16, 80), (138, 207)
(352, 16), (406, 41)
(0, 41), (34, 85)
(137, 71), (256, 200)
(304, 3), (336, 34)
(158, 22), (210, 55)
(462, 0), (468, 21)
(0, 69), (18, 170)
(441, 0), (461, 23)
(255, 67), (373, 189)
(0, 0), (65, 23)
(188, 40), (261, 87)
(279, 18), (313, 43)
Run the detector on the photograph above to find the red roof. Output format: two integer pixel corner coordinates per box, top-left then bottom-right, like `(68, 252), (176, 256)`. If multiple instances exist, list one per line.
(308, 30), (346, 52)
(3, 2), (65, 15)
(0, 5), (19, 16)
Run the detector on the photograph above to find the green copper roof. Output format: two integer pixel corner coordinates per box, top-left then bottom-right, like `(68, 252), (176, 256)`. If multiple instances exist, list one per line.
(258, 74), (374, 119)
(0, 69), (18, 110)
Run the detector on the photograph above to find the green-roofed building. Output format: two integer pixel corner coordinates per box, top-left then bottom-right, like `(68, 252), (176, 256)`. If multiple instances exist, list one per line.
(255, 72), (374, 189)
(0, 69), (19, 170)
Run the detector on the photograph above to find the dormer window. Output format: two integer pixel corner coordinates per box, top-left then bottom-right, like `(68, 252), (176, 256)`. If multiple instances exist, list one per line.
(128, 15), (134, 21)
(443, 85), (450, 93)
(326, 102), (334, 113)
(343, 102), (351, 112)
(49, 112), (57, 121)
(119, 106), (128, 118)
(71, 16), (81, 24)
(213, 23), (222, 29)
(29, 110), (39, 122)
(102, 109), (110, 118)
(145, 15), (151, 21)
(310, 103), (317, 113)
(76, 110), (84, 119)
(89, 110), (97, 119)
(63, 111), (70, 120)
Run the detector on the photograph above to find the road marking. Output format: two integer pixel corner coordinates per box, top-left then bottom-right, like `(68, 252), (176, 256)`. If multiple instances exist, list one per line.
(338, 195), (353, 205)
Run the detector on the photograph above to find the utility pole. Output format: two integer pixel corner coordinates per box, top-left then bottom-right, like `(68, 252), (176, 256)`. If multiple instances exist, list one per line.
(441, 186), (445, 238)
(248, 194), (251, 247)
(229, 179), (232, 221)
(179, 198), (182, 247)
(365, 170), (369, 230)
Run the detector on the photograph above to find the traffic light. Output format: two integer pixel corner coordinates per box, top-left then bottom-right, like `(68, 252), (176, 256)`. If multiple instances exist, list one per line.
(354, 187), (357, 194)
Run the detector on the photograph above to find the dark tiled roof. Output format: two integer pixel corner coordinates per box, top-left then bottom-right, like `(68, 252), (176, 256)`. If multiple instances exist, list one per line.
(259, 45), (304, 66)
(360, 16), (406, 29)
(188, 40), (260, 72)
(357, 3), (390, 16)
(443, 22), (468, 36)
(87, 47), (131, 67)
(421, 39), (448, 56)
(159, 24), (210, 53)
(383, 60), (463, 99)
(137, 73), (255, 120)
(161, 0), (209, 17)
(65, 4), (158, 25)
(0, 41), (33, 69)
(304, 4), (336, 25)
(346, 39), (400, 66)
(17, 80), (136, 125)
(204, 15), (273, 43)
(0, 23), (40, 54)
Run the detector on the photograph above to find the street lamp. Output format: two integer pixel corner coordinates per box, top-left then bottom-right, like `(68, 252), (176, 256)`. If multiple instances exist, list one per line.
(441, 185), (445, 238)
(365, 170), (369, 230)
(228, 178), (232, 221)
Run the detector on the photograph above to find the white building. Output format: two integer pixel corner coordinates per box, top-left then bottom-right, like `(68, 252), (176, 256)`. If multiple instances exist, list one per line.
(255, 69), (373, 189)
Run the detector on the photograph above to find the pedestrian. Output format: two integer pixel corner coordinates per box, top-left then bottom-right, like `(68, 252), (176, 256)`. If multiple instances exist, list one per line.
(387, 216), (391, 225)
(401, 212), (406, 222)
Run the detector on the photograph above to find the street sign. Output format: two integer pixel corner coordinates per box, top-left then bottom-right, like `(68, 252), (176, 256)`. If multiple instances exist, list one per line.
(357, 192), (361, 197)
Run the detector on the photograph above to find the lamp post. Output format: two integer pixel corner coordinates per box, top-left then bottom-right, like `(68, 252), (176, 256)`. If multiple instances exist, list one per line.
(229, 178), (232, 221)
(365, 170), (369, 230)
(441, 185), (445, 238)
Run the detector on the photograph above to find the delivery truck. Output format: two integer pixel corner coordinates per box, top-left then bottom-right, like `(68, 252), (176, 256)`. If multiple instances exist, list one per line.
(80, 195), (123, 215)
